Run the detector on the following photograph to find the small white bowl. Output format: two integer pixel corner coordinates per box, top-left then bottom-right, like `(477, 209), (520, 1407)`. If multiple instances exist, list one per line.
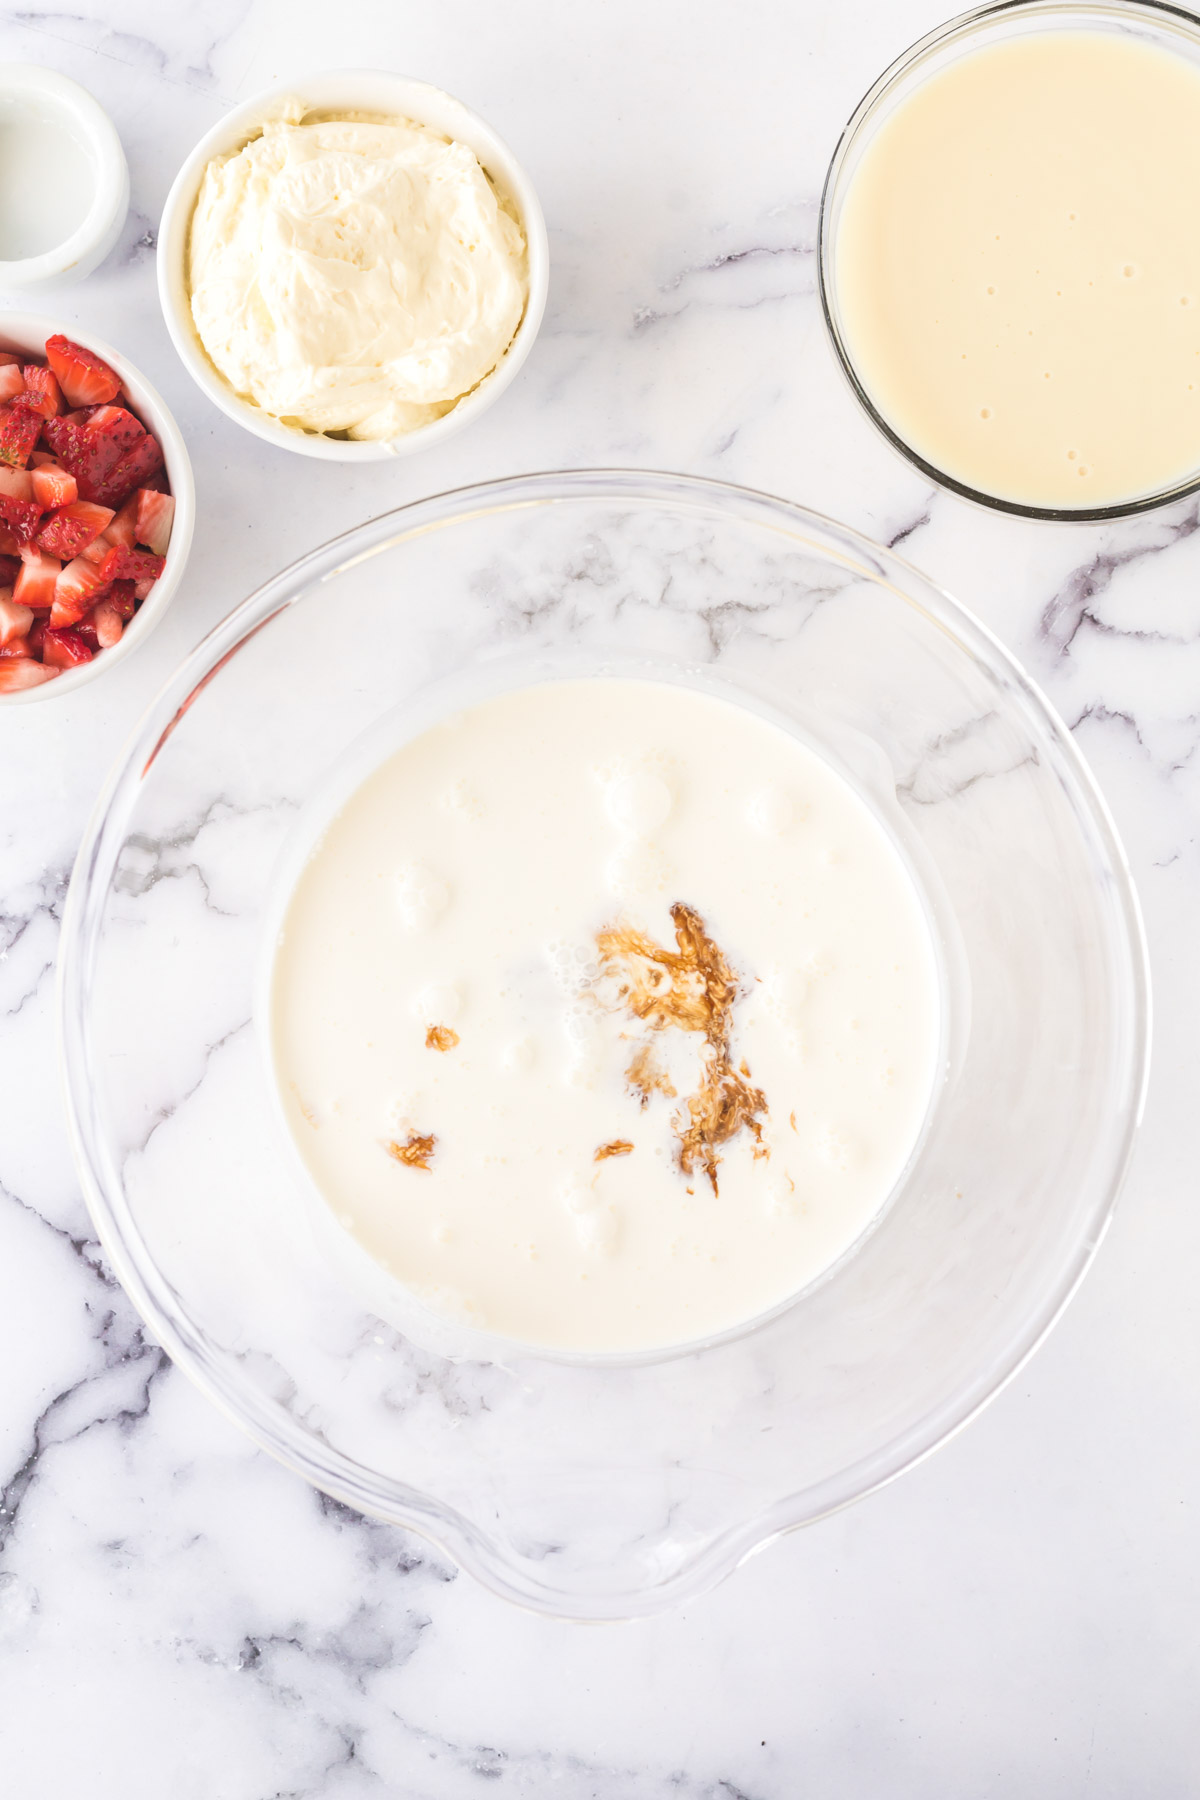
(0, 311), (195, 706)
(0, 68), (129, 290)
(157, 70), (549, 462)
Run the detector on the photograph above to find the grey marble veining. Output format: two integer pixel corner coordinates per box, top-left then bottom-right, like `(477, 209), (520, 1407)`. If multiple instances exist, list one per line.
(0, 0), (1196, 1794)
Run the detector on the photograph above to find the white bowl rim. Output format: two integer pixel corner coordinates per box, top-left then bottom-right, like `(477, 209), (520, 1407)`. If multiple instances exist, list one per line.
(0, 309), (195, 705)
(156, 68), (549, 462)
(0, 66), (129, 287)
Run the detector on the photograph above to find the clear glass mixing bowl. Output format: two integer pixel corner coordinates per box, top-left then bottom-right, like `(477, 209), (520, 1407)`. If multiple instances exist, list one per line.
(59, 471), (1149, 1619)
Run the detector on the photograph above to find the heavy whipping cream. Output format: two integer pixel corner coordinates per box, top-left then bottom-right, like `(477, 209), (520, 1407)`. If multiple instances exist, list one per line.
(269, 680), (940, 1354)
(188, 109), (528, 440)
(835, 31), (1200, 509)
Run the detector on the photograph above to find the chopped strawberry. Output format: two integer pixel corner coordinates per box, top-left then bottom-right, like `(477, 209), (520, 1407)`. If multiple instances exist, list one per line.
(43, 406), (144, 503)
(51, 555), (107, 627)
(135, 488), (175, 556)
(98, 544), (164, 585)
(0, 466), (34, 504)
(36, 500), (114, 560)
(133, 578), (155, 602)
(94, 430), (164, 509)
(0, 404), (43, 469)
(142, 467), (170, 494)
(88, 599), (125, 649)
(0, 365), (25, 404)
(0, 553), (20, 587)
(0, 352), (19, 366)
(0, 594), (34, 645)
(27, 616), (47, 655)
(105, 494), (139, 548)
(0, 636), (32, 659)
(72, 615), (101, 651)
(0, 525), (23, 556)
(81, 533), (113, 566)
(0, 494), (42, 545)
(44, 335), (121, 408)
(21, 364), (62, 418)
(0, 659), (58, 691)
(105, 579), (137, 621)
(30, 463), (77, 509)
(41, 625), (94, 668)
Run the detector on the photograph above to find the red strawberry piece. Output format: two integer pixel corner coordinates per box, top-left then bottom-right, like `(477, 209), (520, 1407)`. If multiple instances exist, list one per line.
(30, 463), (77, 509)
(0, 465), (34, 504)
(105, 579), (137, 621)
(0, 637), (32, 659)
(0, 365), (25, 404)
(0, 594), (34, 645)
(51, 555), (107, 627)
(0, 352), (19, 366)
(21, 364), (62, 419)
(0, 404), (43, 469)
(98, 544), (165, 585)
(88, 599), (124, 649)
(44, 406), (146, 503)
(94, 431), (164, 510)
(142, 467), (170, 493)
(72, 615), (101, 651)
(0, 494), (42, 545)
(27, 615), (47, 654)
(105, 494), (139, 548)
(44, 335), (121, 408)
(36, 500), (114, 560)
(133, 578), (155, 601)
(81, 533), (113, 566)
(135, 488), (175, 556)
(0, 658), (58, 691)
(9, 554), (39, 590)
(0, 525), (23, 556)
(0, 553), (20, 587)
(41, 624), (94, 668)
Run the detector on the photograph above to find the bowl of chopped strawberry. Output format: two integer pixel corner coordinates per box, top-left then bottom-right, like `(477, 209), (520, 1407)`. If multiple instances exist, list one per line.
(0, 313), (193, 702)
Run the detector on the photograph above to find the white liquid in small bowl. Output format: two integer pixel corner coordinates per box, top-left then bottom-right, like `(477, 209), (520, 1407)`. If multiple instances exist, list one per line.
(0, 107), (93, 260)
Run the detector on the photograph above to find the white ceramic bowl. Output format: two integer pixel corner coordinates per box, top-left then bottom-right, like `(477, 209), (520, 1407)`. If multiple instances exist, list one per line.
(156, 70), (549, 462)
(0, 68), (129, 290)
(0, 311), (195, 705)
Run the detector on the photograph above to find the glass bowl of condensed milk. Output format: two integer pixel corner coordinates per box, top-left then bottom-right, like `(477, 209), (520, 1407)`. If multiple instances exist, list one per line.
(820, 0), (1200, 519)
(58, 471), (1148, 1618)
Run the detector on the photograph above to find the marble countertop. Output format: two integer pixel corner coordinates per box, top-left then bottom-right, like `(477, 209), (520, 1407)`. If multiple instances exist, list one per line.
(1, 0), (1195, 1793)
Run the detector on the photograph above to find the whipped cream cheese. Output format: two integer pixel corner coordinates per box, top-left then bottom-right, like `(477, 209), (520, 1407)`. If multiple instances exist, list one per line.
(188, 107), (528, 440)
(268, 679), (942, 1356)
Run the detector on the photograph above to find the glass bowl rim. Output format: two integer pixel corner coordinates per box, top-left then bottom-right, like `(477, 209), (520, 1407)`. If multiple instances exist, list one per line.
(56, 468), (1153, 1617)
(817, 0), (1200, 524)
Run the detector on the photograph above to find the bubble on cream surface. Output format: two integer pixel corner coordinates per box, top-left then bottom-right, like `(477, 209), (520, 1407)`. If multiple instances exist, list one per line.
(269, 678), (941, 1354)
(394, 862), (450, 931)
(747, 785), (799, 837)
(604, 770), (674, 835)
(412, 982), (463, 1026)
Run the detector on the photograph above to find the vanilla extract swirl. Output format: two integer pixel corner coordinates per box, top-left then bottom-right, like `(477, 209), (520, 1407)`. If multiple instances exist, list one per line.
(596, 902), (768, 1195)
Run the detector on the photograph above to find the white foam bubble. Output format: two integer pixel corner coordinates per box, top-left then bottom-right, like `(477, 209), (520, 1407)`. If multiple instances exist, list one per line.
(394, 861), (451, 930)
(560, 1177), (599, 1216)
(747, 785), (797, 837)
(411, 981), (463, 1025)
(605, 770), (674, 836)
(575, 1206), (619, 1253)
